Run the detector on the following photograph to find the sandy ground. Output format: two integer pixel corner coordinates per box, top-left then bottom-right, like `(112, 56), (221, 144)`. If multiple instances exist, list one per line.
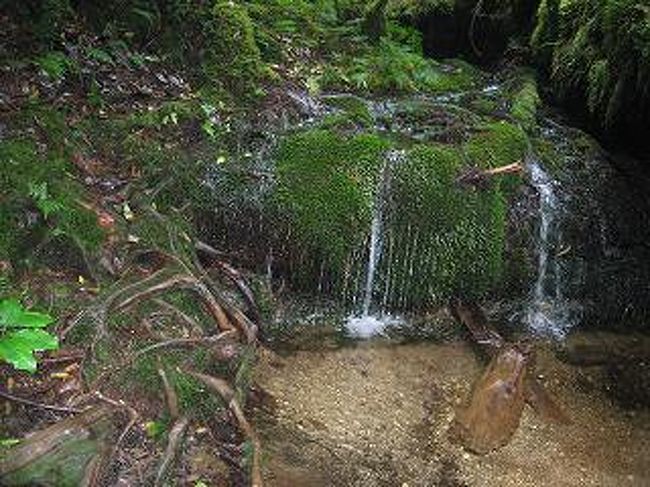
(253, 340), (650, 486)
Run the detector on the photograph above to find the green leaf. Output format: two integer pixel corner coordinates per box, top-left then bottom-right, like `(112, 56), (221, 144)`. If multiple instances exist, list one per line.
(0, 299), (53, 329)
(0, 329), (58, 372)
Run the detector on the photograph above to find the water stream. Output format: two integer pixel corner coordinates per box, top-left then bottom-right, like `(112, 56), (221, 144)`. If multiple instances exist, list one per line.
(525, 157), (574, 338)
(346, 149), (405, 337)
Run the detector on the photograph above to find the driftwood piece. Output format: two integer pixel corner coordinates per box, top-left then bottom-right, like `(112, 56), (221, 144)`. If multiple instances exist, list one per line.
(0, 406), (115, 486)
(450, 346), (529, 454)
(450, 301), (568, 454)
(456, 162), (523, 188)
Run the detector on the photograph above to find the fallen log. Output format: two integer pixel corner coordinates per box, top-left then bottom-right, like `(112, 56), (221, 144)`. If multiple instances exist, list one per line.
(449, 301), (568, 454)
(449, 346), (529, 454)
(0, 406), (116, 486)
(456, 161), (522, 188)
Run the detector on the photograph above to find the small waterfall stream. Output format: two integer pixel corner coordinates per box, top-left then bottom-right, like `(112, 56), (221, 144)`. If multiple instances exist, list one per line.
(346, 149), (405, 337)
(526, 157), (574, 338)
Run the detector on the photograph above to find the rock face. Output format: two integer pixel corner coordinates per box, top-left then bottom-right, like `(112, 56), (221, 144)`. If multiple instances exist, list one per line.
(449, 347), (528, 454)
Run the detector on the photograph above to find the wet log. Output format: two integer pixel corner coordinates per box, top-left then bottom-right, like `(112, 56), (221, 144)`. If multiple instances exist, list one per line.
(449, 301), (568, 453)
(0, 406), (116, 486)
(450, 346), (529, 454)
(456, 162), (522, 188)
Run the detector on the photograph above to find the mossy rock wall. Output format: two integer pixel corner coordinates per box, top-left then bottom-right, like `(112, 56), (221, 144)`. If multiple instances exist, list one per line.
(273, 125), (523, 310)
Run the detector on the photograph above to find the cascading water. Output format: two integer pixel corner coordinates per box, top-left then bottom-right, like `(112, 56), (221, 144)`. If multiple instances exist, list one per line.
(346, 150), (405, 337)
(526, 157), (574, 338)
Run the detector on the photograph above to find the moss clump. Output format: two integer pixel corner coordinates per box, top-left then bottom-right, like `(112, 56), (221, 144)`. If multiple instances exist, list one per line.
(203, 2), (263, 99)
(464, 120), (528, 198)
(510, 75), (541, 130)
(381, 144), (508, 308)
(323, 95), (373, 127)
(275, 129), (390, 292)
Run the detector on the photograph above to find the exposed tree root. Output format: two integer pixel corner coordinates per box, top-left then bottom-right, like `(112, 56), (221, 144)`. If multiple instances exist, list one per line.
(184, 369), (264, 487)
(154, 416), (190, 487)
(0, 388), (81, 414)
(196, 240), (262, 324)
(89, 332), (235, 390)
(158, 364), (179, 420)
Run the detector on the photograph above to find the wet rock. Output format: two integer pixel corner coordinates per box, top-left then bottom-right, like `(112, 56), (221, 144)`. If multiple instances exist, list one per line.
(607, 358), (650, 410)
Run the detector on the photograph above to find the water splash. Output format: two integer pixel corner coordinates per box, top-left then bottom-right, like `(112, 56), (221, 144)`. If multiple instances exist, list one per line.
(346, 150), (405, 337)
(526, 158), (575, 338)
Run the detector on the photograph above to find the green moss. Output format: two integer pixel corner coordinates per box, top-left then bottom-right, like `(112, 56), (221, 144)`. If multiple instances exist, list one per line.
(381, 144), (508, 308)
(510, 75), (541, 130)
(203, 2), (263, 99)
(275, 129), (390, 291)
(464, 120), (527, 198)
(322, 95), (373, 127)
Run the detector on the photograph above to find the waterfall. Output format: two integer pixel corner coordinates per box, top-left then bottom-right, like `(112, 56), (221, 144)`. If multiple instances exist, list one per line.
(346, 150), (404, 337)
(526, 158), (574, 338)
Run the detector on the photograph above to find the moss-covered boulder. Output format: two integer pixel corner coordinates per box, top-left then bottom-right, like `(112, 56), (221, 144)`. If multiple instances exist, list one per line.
(273, 123), (524, 309)
(203, 1), (264, 99)
(381, 144), (509, 309)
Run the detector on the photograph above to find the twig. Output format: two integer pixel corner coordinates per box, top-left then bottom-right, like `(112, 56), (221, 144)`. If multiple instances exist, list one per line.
(154, 416), (190, 487)
(0, 389), (81, 414)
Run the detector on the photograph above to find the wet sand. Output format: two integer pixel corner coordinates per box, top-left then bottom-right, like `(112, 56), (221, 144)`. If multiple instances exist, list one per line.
(254, 340), (650, 486)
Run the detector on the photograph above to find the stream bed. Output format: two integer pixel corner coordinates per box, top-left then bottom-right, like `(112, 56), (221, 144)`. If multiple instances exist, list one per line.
(254, 335), (649, 486)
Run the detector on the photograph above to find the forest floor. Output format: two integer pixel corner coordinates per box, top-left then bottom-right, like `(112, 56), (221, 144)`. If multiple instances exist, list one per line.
(253, 336), (650, 486)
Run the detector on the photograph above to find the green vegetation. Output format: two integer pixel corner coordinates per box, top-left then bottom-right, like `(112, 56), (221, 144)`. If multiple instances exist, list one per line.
(0, 138), (104, 263)
(274, 119), (524, 308)
(321, 37), (477, 94)
(0, 298), (57, 372)
(384, 145), (509, 308)
(510, 74), (542, 130)
(531, 0), (650, 128)
(275, 129), (390, 291)
(203, 2), (264, 99)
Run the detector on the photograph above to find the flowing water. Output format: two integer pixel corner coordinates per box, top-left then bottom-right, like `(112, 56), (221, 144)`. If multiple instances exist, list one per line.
(346, 149), (405, 338)
(526, 157), (576, 338)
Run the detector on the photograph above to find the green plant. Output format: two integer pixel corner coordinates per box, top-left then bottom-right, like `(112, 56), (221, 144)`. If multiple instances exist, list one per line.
(0, 298), (57, 372)
(34, 51), (76, 80)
